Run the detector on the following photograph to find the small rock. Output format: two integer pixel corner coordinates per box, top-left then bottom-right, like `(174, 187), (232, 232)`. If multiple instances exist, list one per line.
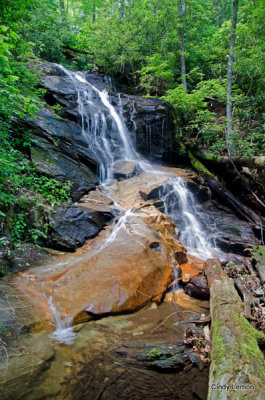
(112, 160), (139, 180)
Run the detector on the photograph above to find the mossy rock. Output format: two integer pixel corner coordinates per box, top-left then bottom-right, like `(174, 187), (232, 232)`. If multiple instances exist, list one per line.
(136, 345), (186, 370)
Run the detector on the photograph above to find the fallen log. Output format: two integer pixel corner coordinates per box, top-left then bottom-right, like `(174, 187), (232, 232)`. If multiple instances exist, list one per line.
(204, 260), (265, 400)
(188, 151), (265, 230)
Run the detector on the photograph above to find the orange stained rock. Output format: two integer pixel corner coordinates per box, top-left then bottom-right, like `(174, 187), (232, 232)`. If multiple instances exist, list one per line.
(164, 289), (209, 313)
(180, 255), (205, 283)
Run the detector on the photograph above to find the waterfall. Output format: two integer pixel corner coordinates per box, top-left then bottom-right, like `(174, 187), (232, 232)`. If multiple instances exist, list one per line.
(162, 177), (221, 260)
(47, 65), (222, 344)
(55, 65), (139, 182)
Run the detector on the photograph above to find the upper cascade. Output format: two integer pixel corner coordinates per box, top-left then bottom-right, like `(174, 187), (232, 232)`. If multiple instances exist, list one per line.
(56, 65), (139, 182)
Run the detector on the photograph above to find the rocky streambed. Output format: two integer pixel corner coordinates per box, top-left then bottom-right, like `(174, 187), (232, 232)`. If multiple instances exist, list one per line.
(1, 163), (264, 400)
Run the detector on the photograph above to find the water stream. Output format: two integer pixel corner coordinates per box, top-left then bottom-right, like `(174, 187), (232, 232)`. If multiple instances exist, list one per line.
(47, 65), (222, 343)
(162, 177), (222, 260)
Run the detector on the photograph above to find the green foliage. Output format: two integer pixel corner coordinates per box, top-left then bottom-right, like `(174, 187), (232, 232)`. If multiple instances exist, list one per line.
(20, 168), (72, 205)
(0, 8), (72, 246)
(28, 228), (48, 244)
(11, 211), (28, 243)
(138, 53), (175, 95)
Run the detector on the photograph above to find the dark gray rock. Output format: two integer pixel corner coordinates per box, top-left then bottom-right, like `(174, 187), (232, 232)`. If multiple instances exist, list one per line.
(48, 205), (114, 251)
(202, 206), (260, 256)
(27, 108), (99, 201)
(118, 93), (178, 161)
(184, 275), (210, 300)
(136, 345), (187, 370)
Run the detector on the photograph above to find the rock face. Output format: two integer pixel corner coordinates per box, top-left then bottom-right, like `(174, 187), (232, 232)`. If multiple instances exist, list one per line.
(27, 108), (98, 201)
(116, 92), (177, 161)
(25, 63), (178, 201)
(201, 206), (260, 256)
(48, 205), (114, 251)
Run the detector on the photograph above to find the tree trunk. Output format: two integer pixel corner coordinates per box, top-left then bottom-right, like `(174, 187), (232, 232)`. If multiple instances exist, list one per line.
(226, 0), (239, 155)
(120, 0), (125, 19)
(215, 0), (222, 27)
(178, 0), (187, 93)
(92, 0), (96, 22)
(204, 260), (265, 400)
(188, 151), (265, 230)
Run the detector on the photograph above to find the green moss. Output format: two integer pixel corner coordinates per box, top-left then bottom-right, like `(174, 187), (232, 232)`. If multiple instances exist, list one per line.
(193, 149), (217, 161)
(147, 348), (162, 359)
(188, 151), (214, 176)
(211, 319), (226, 363)
(234, 313), (265, 378)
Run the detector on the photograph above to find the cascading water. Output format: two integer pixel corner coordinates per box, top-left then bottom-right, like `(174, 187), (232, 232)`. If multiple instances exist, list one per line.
(48, 296), (76, 345)
(56, 65), (138, 182)
(48, 65), (222, 344)
(162, 177), (221, 260)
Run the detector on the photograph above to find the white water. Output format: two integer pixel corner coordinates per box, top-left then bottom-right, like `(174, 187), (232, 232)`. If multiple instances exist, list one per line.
(97, 209), (134, 252)
(56, 65), (140, 182)
(162, 177), (221, 260)
(48, 296), (76, 345)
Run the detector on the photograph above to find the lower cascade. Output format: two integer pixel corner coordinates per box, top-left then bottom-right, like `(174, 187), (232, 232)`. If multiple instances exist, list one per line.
(1, 64), (264, 400)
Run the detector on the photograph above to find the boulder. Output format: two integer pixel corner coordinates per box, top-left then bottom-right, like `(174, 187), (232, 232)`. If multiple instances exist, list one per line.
(15, 209), (186, 324)
(184, 275), (210, 300)
(48, 205), (114, 251)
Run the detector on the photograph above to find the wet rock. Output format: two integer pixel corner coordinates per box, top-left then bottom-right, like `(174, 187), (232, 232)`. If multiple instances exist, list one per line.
(27, 108), (98, 201)
(15, 210), (186, 324)
(38, 62), (179, 162)
(0, 281), (54, 400)
(49, 205), (114, 251)
(79, 187), (120, 215)
(164, 288), (210, 314)
(120, 95), (177, 161)
(112, 160), (139, 180)
(199, 205), (260, 256)
(180, 255), (205, 283)
(186, 181), (209, 204)
(184, 275), (210, 300)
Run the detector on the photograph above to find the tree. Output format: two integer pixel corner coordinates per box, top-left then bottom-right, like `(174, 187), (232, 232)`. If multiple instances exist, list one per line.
(226, 0), (239, 155)
(178, 0), (187, 93)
